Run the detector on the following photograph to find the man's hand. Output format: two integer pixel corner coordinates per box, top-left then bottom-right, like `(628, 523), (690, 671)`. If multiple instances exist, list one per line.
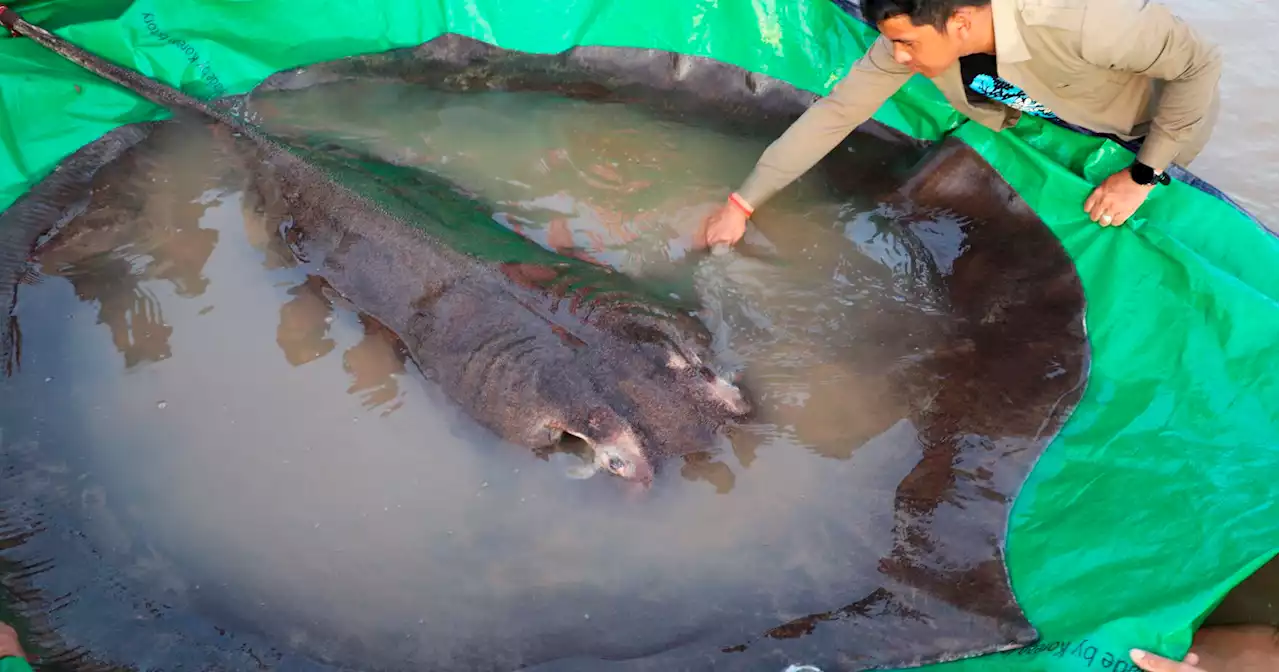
(0, 622), (26, 660)
(699, 201), (749, 248)
(1084, 168), (1156, 227)
(1130, 648), (1205, 672)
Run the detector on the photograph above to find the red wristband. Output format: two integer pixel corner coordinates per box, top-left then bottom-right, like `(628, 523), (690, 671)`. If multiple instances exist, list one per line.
(727, 192), (754, 217)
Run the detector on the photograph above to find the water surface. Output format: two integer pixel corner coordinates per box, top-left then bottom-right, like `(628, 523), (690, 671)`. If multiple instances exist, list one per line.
(1158, 0), (1278, 230)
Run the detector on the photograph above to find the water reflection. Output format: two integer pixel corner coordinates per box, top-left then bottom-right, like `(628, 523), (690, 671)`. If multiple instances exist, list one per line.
(26, 122), (411, 415)
(58, 265), (173, 369)
(32, 137), (222, 369)
(272, 276), (410, 415)
(275, 275), (337, 366)
(342, 314), (408, 415)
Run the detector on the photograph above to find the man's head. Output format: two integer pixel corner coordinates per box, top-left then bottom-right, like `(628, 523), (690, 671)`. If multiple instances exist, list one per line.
(863, 0), (994, 78)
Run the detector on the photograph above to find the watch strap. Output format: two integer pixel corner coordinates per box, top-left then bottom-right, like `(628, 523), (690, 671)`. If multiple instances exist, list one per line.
(1130, 161), (1171, 186)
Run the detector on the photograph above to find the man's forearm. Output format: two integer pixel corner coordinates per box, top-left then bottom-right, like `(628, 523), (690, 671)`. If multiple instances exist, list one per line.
(1134, 54), (1221, 173)
(736, 39), (910, 209)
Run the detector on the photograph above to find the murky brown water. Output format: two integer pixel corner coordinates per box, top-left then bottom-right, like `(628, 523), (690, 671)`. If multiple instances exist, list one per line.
(1, 84), (985, 669)
(1157, 0), (1279, 230)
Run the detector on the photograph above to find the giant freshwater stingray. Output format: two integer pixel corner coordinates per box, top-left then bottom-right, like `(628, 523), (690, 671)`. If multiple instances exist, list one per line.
(0, 12), (1090, 672)
(0, 10), (753, 491)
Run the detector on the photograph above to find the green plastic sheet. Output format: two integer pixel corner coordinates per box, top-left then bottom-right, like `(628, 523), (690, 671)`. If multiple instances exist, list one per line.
(0, 0), (1275, 670)
(0, 659), (32, 672)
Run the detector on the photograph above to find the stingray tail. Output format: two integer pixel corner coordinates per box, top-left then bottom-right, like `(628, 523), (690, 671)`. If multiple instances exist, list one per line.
(0, 6), (251, 134)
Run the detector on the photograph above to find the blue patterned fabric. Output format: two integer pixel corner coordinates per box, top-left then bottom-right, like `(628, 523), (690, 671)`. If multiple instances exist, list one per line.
(967, 73), (1059, 120)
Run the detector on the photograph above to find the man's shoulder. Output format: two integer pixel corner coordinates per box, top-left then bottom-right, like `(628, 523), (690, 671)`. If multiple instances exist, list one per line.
(1012, 0), (1158, 30)
(1011, 0), (1161, 55)
(1014, 0), (1160, 16)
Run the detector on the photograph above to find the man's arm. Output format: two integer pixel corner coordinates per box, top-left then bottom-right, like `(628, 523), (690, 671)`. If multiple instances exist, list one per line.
(735, 36), (912, 209)
(1081, 0), (1222, 172)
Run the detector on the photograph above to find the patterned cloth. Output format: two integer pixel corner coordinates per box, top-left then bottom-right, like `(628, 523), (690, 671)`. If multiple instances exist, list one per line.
(959, 53), (1059, 120)
(967, 72), (1059, 120)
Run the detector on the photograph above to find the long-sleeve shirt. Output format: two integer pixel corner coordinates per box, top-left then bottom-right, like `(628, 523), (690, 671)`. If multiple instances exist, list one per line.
(736, 0), (1222, 210)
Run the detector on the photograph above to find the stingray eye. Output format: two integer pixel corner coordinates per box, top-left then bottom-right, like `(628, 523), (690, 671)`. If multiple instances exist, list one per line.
(608, 456), (627, 473)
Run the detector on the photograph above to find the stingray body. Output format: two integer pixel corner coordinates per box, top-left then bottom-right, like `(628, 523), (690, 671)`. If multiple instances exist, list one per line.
(0, 10), (750, 487)
(243, 137), (751, 486)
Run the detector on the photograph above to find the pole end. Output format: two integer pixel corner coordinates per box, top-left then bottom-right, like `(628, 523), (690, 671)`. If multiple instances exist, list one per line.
(0, 6), (23, 38)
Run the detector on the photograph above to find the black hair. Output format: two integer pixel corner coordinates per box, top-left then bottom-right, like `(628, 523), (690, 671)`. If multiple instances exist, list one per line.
(862, 0), (991, 30)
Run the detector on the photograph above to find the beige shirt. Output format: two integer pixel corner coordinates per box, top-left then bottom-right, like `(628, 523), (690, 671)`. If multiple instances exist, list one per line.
(736, 0), (1223, 209)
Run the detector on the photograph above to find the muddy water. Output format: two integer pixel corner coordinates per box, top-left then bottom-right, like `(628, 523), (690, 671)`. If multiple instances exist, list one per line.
(246, 84), (774, 274)
(3, 86), (977, 670)
(1158, 0), (1279, 231)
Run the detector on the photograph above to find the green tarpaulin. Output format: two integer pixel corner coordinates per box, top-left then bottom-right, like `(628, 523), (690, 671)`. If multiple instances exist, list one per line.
(0, 0), (1275, 670)
(0, 658), (32, 672)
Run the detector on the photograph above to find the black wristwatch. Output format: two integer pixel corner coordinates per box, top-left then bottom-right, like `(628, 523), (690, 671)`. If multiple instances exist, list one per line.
(1129, 161), (1171, 186)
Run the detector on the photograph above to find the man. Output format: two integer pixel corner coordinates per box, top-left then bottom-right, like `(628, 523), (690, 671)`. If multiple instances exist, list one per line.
(701, 0), (1222, 245)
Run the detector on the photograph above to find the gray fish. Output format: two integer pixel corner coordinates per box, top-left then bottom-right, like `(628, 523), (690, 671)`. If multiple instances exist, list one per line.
(0, 11), (751, 489)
